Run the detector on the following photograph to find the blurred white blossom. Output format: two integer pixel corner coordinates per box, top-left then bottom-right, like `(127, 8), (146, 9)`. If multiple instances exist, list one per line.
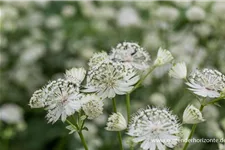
(0, 104), (23, 124)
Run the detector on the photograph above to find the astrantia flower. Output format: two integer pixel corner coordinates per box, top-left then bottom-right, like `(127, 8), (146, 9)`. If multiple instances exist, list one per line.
(183, 105), (205, 124)
(127, 106), (180, 150)
(65, 67), (86, 85)
(105, 112), (127, 131)
(169, 62), (187, 79)
(83, 61), (140, 99)
(0, 104), (23, 124)
(30, 79), (83, 123)
(88, 51), (109, 70)
(82, 94), (104, 120)
(110, 42), (151, 70)
(186, 69), (225, 98)
(154, 47), (173, 66)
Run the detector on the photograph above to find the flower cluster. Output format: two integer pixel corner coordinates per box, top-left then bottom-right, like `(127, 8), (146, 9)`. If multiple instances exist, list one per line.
(127, 106), (180, 150)
(186, 69), (225, 98)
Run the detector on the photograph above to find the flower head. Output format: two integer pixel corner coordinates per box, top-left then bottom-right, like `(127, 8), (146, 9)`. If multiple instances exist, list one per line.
(83, 60), (140, 99)
(0, 104), (23, 124)
(105, 112), (127, 131)
(183, 105), (205, 124)
(169, 62), (187, 79)
(65, 67), (86, 85)
(82, 94), (104, 120)
(88, 52), (109, 70)
(186, 69), (225, 98)
(154, 47), (173, 66)
(30, 79), (83, 124)
(127, 106), (180, 150)
(110, 42), (151, 70)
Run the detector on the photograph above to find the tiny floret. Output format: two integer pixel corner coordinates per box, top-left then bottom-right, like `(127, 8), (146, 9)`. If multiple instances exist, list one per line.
(105, 112), (127, 131)
(186, 68), (225, 98)
(154, 47), (173, 66)
(110, 42), (151, 70)
(183, 105), (205, 124)
(127, 106), (180, 150)
(82, 94), (104, 120)
(169, 62), (187, 79)
(65, 67), (86, 85)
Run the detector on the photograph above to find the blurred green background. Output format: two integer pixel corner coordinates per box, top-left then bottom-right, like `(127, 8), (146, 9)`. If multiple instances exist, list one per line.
(0, 1), (225, 150)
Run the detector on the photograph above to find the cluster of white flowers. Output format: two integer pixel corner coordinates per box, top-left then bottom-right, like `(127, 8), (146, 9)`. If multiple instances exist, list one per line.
(127, 106), (180, 150)
(186, 69), (225, 98)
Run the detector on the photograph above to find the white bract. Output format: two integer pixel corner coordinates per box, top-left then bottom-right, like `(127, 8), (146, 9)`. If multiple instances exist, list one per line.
(0, 104), (23, 124)
(30, 79), (83, 124)
(169, 62), (187, 79)
(82, 94), (104, 120)
(154, 47), (173, 66)
(84, 56), (140, 99)
(186, 69), (225, 98)
(127, 106), (180, 150)
(105, 112), (127, 131)
(183, 105), (205, 124)
(65, 67), (86, 85)
(110, 42), (151, 70)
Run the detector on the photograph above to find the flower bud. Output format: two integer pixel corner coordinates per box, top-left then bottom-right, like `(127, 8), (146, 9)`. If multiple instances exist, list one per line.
(183, 105), (205, 124)
(105, 112), (127, 131)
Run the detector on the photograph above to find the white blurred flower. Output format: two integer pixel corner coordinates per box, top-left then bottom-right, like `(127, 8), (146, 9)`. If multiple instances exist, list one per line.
(169, 62), (187, 79)
(30, 79), (83, 124)
(183, 105), (205, 124)
(212, 2), (225, 19)
(202, 105), (219, 120)
(65, 67), (86, 86)
(61, 5), (76, 17)
(45, 15), (62, 29)
(154, 47), (174, 66)
(82, 94), (104, 120)
(110, 42), (151, 70)
(105, 112), (127, 131)
(186, 6), (205, 21)
(117, 7), (140, 27)
(155, 6), (179, 22)
(218, 143), (225, 150)
(83, 60), (139, 99)
(0, 104), (23, 124)
(186, 69), (225, 98)
(127, 107), (180, 150)
(149, 92), (167, 107)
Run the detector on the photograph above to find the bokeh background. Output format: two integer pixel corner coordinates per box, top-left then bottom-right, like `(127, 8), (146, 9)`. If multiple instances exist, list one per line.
(0, 1), (225, 150)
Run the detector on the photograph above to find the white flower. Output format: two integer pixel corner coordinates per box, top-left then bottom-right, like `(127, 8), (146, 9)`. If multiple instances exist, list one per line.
(65, 67), (86, 85)
(186, 6), (205, 21)
(83, 60), (140, 99)
(169, 62), (187, 79)
(105, 112), (127, 131)
(0, 104), (23, 124)
(110, 42), (151, 70)
(186, 69), (225, 98)
(155, 6), (179, 22)
(117, 7), (140, 27)
(127, 106), (180, 150)
(82, 94), (104, 120)
(88, 51), (109, 70)
(30, 79), (83, 124)
(183, 105), (205, 124)
(154, 47), (174, 66)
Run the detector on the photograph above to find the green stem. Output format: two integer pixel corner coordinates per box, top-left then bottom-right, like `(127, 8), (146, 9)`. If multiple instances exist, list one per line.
(112, 98), (124, 150)
(126, 94), (131, 123)
(66, 119), (89, 150)
(206, 96), (225, 105)
(182, 105), (204, 150)
(130, 65), (156, 93)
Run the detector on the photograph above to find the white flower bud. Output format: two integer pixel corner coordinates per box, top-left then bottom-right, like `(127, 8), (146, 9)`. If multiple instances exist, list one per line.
(82, 94), (104, 120)
(186, 6), (205, 21)
(169, 62), (187, 79)
(105, 112), (127, 131)
(183, 105), (205, 124)
(154, 47), (173, 66)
